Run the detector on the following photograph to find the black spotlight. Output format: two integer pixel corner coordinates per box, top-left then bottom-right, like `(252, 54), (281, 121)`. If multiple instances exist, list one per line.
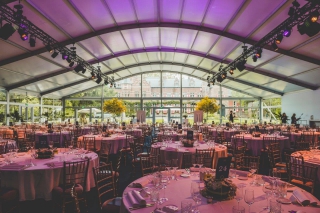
(66, 58), (72, 63)
(275, 34), (283, 44)
(221, 72), (227, 79)
(74, 64), (83, 73)
(51, 51), (58, 58)
(256, 48), (262, 58)
(288, 7), (295, 16)
(29, 35), (36, 47)
(211, 78), (215, 85)
(292, 0), (300, 8)
(104, 79), (109, 85)
(90, 71), (96, 79)
(96, 75), (102, 84)
(217, 75), (223, 83)
(207, 83), (210, 87)
(81, 67), (86, 74)
(69, 61), (74, 67)
(0, 23), (16, 40)
(45, 44), (53, 53)
(229, 68), (234, 75)
(298, 20), (320, 37)
(252, 55), (258, 62)
(236, 59), (246, 72)
(272, 41), (279, 51)
(18, 28), (28, 41)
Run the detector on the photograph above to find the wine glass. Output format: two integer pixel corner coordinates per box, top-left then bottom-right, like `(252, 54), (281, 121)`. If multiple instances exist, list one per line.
(235, 185), (244, 208)
(150, 187), (160, 211)
(160, 172), (169, 203)
(262, 183), (272, 210)
(48, 141), (54, 149)
(244, 189), (254, 213)
(191, 182), (201, 213)
(30, 152), (38, 166)
(249, 162), (257, 185)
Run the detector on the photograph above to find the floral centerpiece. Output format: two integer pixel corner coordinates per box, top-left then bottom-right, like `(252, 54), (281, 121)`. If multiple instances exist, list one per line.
(103, 98), (126, 122)
(36, 149), (53, 159)
(195, 97), (219, 123)
(102, 130), (112, 137)
(252, 132), (261, 137)
(182, 139), (194, 147)
(202, 174), (237, 201)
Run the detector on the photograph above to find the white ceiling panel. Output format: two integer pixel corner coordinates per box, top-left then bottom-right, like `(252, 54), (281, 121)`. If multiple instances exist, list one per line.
(147, 52), (161, 62)
(121, 29), (145, 50)
(117, 70), (131, 78)
(291, 68), (320, 86)
(127, 67), (143, 74)
(192, 70), (206, 78)
(161, 28), (179, 47)
(181, 0), (209, 25)
(182, 67), (195, 75)
(105, 0), (136, 25)
(262, 81), (304, 93)
(79, 37), (112, 58)
(175, 29), (198, 50)
(134, 53), (150, 63)
(226, 44), (253, 61)
(259, 56), (319, 76)
(173, 53), (187, 63)
(292, 37), (320, 60)
(134, 0), (157, 23)
(161, 0), (182, 22)
(185, 55), (203, 67)
(0, 40), (27, 60)
(209, 37), (240, 58)
(103, 58), (124, 70)
(27, 0), (91, 37)
(141, 28), (159, 48)
(238, 72), (277, 85)
(191, 32), (220, 53)
(161, 52), (175, 62)
(117, 55), (137, 66)
(199, 58), (218, 70)
(100, 31), (129, 53)
(2, 56), (62, 76)
(162, 64), (172, 71)
(139, 65), (152, 72)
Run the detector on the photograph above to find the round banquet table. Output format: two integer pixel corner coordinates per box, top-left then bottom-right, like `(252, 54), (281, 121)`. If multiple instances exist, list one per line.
(232, 134), (290, 156)
(113, 129), (142, 137)
(286, 131), (320, 143)
(0, 139), (17, 149)
(78, 134), (133, 154)
(120, 169), (319, 213)
(0, 149), (98, 201)
(154, 142), (227, 169)
(34, 131), (72, 147)
(291, 150), (320, 182)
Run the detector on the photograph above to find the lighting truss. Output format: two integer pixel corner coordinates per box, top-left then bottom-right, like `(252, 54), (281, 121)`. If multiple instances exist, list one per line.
(0, 3), (111, 82)
(207, 1), (320, 83)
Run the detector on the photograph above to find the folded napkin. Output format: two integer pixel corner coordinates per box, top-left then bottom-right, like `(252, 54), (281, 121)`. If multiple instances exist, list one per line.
(163, 205), (179, 213)
(292, 189), (319, 206)
(0, 164), (25, 170)
(127, 190), (146, 208)
(131, 178), (149, 188)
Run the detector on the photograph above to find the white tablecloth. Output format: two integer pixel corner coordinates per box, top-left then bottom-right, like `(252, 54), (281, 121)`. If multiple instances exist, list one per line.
(0, 150), (98, 201)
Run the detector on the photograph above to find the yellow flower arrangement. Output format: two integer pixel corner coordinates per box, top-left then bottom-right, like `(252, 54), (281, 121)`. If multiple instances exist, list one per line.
(195, 96), (220, 120)
(103, 98), (126, 116)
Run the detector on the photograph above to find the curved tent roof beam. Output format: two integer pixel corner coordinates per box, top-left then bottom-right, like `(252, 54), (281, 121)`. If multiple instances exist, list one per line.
(39, 61), (284, 96)
(1, 22), (319, 67)
(62, 70), (261, 99)
(5, 48), (317, 91)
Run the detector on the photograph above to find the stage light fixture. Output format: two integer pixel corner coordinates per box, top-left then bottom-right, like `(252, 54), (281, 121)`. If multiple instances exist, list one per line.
(283, 27), (292, 37)
(0, 23), (16, 40)
(81, 67), (86, 74)
(252, 55), (258, 62)
(51, 51), (58, 58)
(18, 28), (28, 41)
(292, 0), (300, 8)
(217, 75), (223, 83)
(275, 34), (283, 44)
(62, 52), (68, 60)
(207, 83), (210, 87)
(104, 79), (109, 85)
(298, 20), (320, 37)
(69, 61), (74, 67)
(96, 75), (102, 84)
(74, 64), (83, 73)
(288, 7), (295, 16)
(236, 59), (246, 71)
(310, 11), (319, 22)
(221, 72), (227, 79)
(90, 71), (96, 79)
(29, 35), (36, 47)
(229, 68), (234, 75)
(272, 41), (279, 51)
(66, 58), (72, 63)
(207, 76), (210, 80)
(256, 48), (262, 58)
(45, 44), (53, 53)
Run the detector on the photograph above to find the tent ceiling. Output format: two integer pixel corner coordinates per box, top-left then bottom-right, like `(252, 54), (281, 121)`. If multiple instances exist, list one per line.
(0, 0), (319, 99)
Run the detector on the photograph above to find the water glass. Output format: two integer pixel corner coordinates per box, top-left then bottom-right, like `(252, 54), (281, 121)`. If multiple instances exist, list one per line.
(270, 199), (281, 213)
(232, 205), (245, 213)
(244, 189), (254, 213)
(278, 182), (287, 198)
(229, 170), (236, 179)
(181, 199), (193, 213)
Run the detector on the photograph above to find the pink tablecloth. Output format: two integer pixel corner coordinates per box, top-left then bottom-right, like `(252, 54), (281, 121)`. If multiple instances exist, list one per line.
(35, 131), (71, 147)
(78, 134), (133, 154)
(292, 150), (320, 182)
(0, 150), (98, 201)
(232, 134), (290, 156)
(156, 142), (227, 169)
(120, 170), (319, 213)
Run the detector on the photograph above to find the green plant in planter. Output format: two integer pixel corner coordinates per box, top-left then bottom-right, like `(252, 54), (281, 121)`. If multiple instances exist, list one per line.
(10, 110), (22, 122)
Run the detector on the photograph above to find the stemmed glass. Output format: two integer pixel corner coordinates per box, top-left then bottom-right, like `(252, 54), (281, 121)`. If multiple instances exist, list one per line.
(235, 185), (244, 208)
(249, 162), (257, 185)
(160, 171), (169, 203)
(30, 152), (38, 166)
(244, 189), (254, 213)
(48, 141), (54, 150)
(171, 159), (179, 180)
(191, 182), (201, 213)
(150, 187), (160, 211)
(262, 183), (272, 210)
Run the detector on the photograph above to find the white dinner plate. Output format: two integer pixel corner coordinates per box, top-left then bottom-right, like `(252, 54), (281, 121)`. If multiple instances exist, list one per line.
(180, 173), (190, 178)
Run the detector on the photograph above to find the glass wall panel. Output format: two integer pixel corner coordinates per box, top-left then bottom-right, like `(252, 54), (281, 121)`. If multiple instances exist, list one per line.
(115, 76), (141, 98)
(70, 87), (102, 98)
(161, 73), (181, 98)
(142, 73), (160, 98)
(0, 91), (6, 101)
(103, 85), (118, 98)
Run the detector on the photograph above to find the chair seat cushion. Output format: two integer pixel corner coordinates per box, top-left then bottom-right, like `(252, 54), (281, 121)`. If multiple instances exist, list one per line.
(275, 162), (286, 168)
(52, 184), (84, 196)
(102, 197), (122, 213)
(0, 188), (18, 202)
(291, 179), (314, 187)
